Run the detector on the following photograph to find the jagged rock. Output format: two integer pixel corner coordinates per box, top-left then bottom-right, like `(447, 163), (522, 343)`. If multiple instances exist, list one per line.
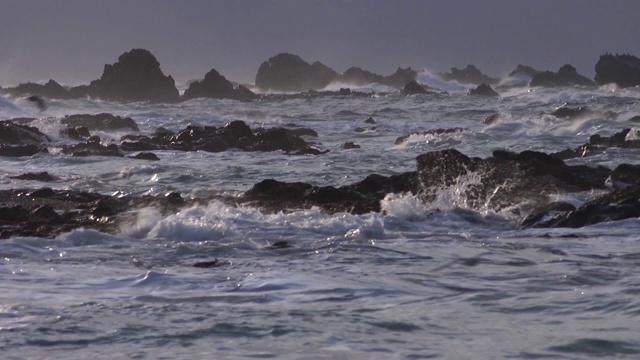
(440, 65), (498, 85)
(182, 68), (258, 101)
(594, 53), (640, 88)
(9, 172), (55, 182)
(61, 113), (140, 132)
(0, 120), (51, 145)
(401, 81), (435, 95)
(255, 53), (337, 92)
(364, 117), (376, 124)
(3, 79), (72, 99)
(84, 49), (180, 102)
(530, 64), (595, 87)
(522, 185), (640, 228)
(395, 128), (466, 145)
(467, 83), (499, 97)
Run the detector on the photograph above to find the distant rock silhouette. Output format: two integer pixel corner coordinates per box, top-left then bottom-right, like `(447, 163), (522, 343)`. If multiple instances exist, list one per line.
(440, 65), (498, 85)
(182, 68), (257, 101)
(467, 84), (499, 97)
(3, 79), (73, 99)
(507, 64), (542, 78)
(79, 49), (180, 102)
(255, 53), (337, 92)
(336, 67), (417, 88)
(594, 53), (640, 88)
(529, 64), (595, 87)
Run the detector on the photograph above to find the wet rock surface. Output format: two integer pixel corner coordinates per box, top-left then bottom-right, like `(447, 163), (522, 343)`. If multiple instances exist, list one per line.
(182, 68), (258, 101)
(255, 53), (337, 92)
(61, 113), (140, 131)
(595, 53), (640, 88)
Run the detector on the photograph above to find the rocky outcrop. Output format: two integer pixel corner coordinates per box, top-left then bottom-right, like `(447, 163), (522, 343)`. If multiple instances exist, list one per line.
(467, 84), (499, 97)
(61, 113), (140, 131)
(336, 67), (417, 88)
(182, 68), (258, 101)
(401, 81), (436, 95)
(119, 120), (326, 155)
(440, 65), (498, 85)
(529, 64), (595, 87)
(3, 79), (73, 99)
(80, 49), (180, 102)
(0, 120), (51, 145)
(255, 53), (338, 92)
(9, 172), (55, 182)
(594, 53), (640, 88)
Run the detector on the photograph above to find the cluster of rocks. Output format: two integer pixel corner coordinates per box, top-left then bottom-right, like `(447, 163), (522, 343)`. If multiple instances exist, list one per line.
(0, 115), (327, 159)
(3, 50), (640, 103)
(254, 53), (418, 92)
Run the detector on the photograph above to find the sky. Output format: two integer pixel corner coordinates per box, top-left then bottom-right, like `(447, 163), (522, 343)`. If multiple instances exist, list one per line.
(1, 0), (639, 87)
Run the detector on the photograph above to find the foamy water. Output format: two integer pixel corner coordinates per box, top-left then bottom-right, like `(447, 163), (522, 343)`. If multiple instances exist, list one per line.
(1, 79), (640, 359)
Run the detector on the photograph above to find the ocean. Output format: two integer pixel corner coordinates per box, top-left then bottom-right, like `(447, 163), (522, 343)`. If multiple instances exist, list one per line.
(1, 74), (640, 359)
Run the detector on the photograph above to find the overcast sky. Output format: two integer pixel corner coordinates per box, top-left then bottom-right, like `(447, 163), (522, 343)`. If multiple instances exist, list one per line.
(1, 0), (639, 86)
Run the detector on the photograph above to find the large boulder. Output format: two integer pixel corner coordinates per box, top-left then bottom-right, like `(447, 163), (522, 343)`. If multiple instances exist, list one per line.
(594, 53), (640, 88)
(255, 53), (338, 92)
(83, 49), (180, 102)
(3, 79), (72, 99)
(182, 68), (257, 101)
(0, 120), (51, 145)
(440, 65), (498, 85)
(529, 64), (595, 87)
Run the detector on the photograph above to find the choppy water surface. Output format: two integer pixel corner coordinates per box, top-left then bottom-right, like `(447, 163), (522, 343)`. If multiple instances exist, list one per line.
(1, 82), (640, 359)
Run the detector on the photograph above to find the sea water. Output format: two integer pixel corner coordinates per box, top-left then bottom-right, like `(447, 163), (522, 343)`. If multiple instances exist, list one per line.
(1, 76), (640, 359)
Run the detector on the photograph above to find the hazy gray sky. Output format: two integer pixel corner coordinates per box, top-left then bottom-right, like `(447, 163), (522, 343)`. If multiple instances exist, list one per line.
(1, 0), (639, 86)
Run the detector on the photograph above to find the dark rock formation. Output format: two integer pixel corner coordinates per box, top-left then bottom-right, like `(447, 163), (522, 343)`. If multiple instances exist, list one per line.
(61, 113), (140, 132)
(255, 53), (338, 92)
(3, 79), (73, 99)
(484, 113), (501, 124)
(594, 53), (640, 88)
(364, 117), (376, 124)
(0, 145), (47, 157)
(530, 64), (595, 87)
(395, 128), (466, 145)
(507, 64), (542, 78)
(440, 65), (498, 85)
(82, 49), (180, 102)
(182, 68), (258, 101)
(9, 172), (55, 182)
(343, 142), (361, 149)
(629, 115), (640, 123)
(522, 185), (640, 228)
(61, 140), (123, 157)
(551, 128), (640, 160)
(401, 81), (436, 95)
(467, 84), (499, 97)
(550, 106), (617, 120)
(335, 67), (417, 88)
(0, 120), (51, 145)
(120, 120), (325, 155)
(129, 152), (160, 161)
(60, 126), (91, 140)
(0, 188), (192, 238)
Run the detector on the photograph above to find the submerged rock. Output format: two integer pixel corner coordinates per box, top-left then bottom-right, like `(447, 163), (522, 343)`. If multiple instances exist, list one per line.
(9, 172), (55, 182)
(594, 53), (640, 88)
(395, 128), (466, 145)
